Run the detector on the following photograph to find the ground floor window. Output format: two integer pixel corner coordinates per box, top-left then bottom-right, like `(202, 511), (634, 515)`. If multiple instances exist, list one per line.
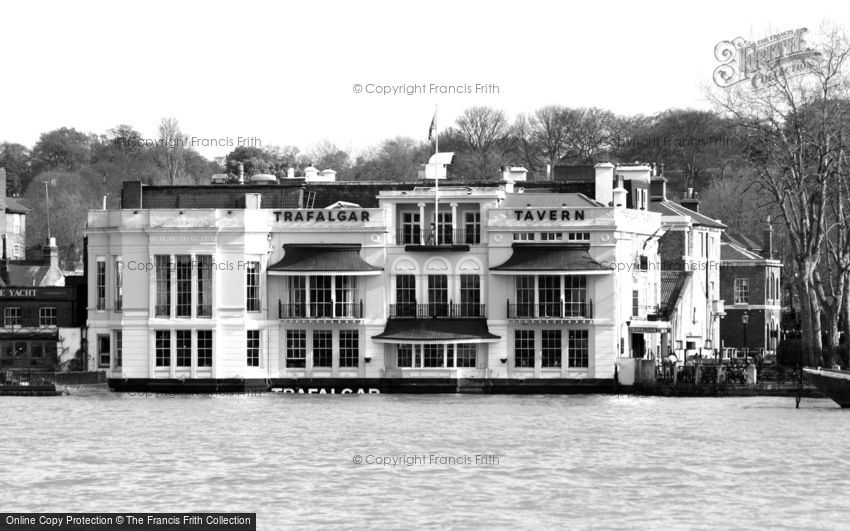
(197, 330), (213, 367)
(177, 330), (192, 367)
(541, 330), (562, 368)
(568, 330), (589, 367)
(313, 330), (333, 368)
(339, 330), (359, 367)
(397, 344), (416, 368)
(283, 329), (362, 369)
(396, 343), (478, 369)
(155, 330), (170, 367)
(456, 344), (477, 367)
(247, 330), (261, 367)
(0, 340), (57, 367)
(286, 330), (306, 368)
(515, 330), (535, 368)
(98, 334), (111, 368)
(423, 344), (444, 367)
(152, 330), (213, 369)
(513, 329), (590, 369)
(113, 330), (122, 368)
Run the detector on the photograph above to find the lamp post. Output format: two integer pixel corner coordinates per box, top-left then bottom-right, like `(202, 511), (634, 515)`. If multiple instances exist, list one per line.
(742, 312), (750, 358)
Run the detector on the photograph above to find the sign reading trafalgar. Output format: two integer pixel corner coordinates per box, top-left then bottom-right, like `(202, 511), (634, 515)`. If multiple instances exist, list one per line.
(274, 210), (371, 222)
(514, 210), (585, 222)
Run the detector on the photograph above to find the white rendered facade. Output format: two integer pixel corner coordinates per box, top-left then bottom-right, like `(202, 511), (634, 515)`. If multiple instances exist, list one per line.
(85, 182), (672, 387)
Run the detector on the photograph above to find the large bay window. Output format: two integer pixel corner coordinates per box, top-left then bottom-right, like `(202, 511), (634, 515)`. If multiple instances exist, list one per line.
(154, 254), (214, 318)
(284, 276), (360, 318)
(396, 343), (478, 369)
(511, 275), (589, 319)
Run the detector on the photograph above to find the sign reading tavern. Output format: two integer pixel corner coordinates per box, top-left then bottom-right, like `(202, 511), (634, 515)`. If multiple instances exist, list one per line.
(514, 210), (585, 222)
(274, 210), (371, 222)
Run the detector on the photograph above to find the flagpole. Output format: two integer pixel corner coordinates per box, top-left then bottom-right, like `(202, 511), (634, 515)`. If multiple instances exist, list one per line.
(434, 104), (439, 246)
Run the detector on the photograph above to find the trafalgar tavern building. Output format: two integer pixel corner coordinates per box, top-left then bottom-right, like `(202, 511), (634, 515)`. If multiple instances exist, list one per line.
(85, 162), (727, 393)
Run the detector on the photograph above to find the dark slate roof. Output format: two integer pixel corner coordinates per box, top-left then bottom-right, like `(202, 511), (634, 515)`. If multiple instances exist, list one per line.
(722, 232), (762, 251)
(491, 243), (609, 272)
(268, 244), (382, 273)
(720, 242), (763, 261)
(1, 263), (50, 287)
(5, 198), (30, 214)
(660, 270), (692, 318)
(372, 319), (500, 343)
(649, 200), (726, 229)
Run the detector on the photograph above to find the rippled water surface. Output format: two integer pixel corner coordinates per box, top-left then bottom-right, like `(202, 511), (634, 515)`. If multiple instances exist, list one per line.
(2, 393), (850, 529)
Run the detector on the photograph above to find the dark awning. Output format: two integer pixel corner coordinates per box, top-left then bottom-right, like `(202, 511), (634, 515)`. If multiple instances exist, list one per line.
(491, 243), (611, 275)
(268, 244), (383, 275)
(373, 319), (500, 345)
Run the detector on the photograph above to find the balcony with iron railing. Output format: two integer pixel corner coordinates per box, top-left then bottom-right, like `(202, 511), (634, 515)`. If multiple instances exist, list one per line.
(396, 228), (480, 250)
(388, 302), (487, 319)
(506, 300), (594, 320)
(279, 300), (364, 320)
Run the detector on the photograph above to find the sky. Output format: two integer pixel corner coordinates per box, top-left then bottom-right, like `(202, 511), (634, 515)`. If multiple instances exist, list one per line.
(1, 0), (848, 160)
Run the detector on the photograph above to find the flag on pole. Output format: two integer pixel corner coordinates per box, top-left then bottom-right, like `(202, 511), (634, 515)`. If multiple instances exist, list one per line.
(428, 111), (436, 141)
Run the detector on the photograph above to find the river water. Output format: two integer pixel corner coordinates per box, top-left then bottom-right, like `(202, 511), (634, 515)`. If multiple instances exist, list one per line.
(1, 393), (849, 530)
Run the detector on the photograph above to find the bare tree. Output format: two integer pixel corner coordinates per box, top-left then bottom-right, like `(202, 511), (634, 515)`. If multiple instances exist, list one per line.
(158, 117), (185, 184)
(455, 106), (509, 153)
(566, 107), (616, 163)
(712, 26), (850, 365)
(513, 105), (572, 178)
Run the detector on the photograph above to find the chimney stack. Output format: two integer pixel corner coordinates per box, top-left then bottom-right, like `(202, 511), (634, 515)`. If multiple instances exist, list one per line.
(47, 237), (59, 271)
(594, 163), (615, 206)
(287, 167), (295, 179)
(304, 165), (319, 180)
(680, 188), (700, 212)
(612, 175), (628, 208)
(237, 163), (245, 184)
(650, 172), (668, 201)
(762, 216), (774, 259)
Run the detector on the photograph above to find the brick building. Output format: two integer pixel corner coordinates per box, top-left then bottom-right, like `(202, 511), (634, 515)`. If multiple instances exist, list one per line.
(719, 222), (782, 353)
